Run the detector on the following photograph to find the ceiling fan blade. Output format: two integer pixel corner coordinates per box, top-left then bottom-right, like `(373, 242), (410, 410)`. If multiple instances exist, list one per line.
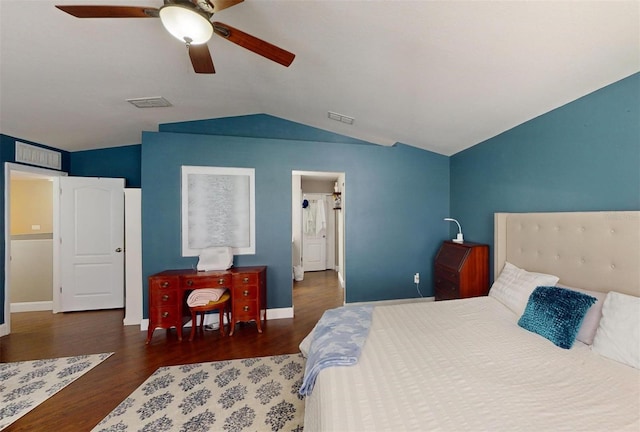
(212, 22), (295, 67)
(189, 44), (216, 74)
(55, 5), (159, 18)
(208, 0), (244, 13)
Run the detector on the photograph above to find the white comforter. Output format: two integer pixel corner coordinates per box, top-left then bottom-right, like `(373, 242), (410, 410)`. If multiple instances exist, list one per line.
(304, 297), (640, 431)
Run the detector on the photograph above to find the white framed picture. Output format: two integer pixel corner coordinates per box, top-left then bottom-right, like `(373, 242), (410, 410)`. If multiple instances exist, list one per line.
(181, 166), (255, 256)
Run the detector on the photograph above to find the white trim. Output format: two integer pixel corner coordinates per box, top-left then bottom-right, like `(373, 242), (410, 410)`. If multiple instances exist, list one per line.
(0, 323), (7, 337)
(347, 296), (434, 307)
(10, 301), (53, 312)
(266, 307), (294, 320)
(123, 188), (143, 326)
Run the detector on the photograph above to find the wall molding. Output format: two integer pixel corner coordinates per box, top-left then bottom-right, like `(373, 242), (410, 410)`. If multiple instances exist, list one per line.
(10, 301), (53, 313)
(348, 296), (434, 307)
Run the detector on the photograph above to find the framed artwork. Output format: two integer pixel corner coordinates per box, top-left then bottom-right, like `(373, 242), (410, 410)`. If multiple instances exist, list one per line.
(181, 166), (255, 256)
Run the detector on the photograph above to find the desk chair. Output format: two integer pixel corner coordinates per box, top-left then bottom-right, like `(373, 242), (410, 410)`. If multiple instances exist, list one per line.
(188, 291), (231, 341)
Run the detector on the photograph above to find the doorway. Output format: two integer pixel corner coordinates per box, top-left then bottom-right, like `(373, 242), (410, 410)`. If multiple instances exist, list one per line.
(291, 170), (345, 310)
(3, 163), (129, 337)
(3, 163), (66, 335)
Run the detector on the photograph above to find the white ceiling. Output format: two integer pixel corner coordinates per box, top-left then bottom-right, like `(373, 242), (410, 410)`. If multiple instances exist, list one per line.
(0, 0), (638, 156)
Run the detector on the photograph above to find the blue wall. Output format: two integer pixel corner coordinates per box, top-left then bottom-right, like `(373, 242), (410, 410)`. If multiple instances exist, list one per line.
(450, 72), (640, 277)
(141, 132), (450, 315)
(2, 72), (637, 326)
(69, 144), (142, 187)
(161, 114), (376, 145)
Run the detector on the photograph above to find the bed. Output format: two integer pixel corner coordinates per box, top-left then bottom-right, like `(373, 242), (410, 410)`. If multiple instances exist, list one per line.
(302, 211), (640, 431)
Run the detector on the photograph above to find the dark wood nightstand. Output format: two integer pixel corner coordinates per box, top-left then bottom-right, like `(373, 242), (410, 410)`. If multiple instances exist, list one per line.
(434, 241), (489, 300)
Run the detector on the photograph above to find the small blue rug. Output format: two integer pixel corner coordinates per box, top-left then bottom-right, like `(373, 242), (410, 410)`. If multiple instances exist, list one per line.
(93, 354), (305, 432)
(0, 352), (114, 430)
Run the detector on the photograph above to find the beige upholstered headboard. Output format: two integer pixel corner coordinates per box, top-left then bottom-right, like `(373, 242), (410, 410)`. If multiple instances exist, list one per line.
(494, 211), (640, 297)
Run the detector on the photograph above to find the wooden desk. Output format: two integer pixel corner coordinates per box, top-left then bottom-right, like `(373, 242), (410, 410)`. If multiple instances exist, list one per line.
(434, 241), (489, 301)
(146, 266), (267, 343)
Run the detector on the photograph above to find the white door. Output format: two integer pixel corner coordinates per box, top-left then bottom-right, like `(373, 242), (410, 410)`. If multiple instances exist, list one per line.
(302, 194), (327, 272)
(59, 177), (125, 311)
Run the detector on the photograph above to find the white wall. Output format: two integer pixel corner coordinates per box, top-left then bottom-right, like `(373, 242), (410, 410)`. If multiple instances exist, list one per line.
(10, 237), (53, 309)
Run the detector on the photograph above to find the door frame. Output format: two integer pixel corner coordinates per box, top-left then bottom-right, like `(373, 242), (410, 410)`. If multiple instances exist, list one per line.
(291, 170), (346, 299)
(3, 163), (66, 335)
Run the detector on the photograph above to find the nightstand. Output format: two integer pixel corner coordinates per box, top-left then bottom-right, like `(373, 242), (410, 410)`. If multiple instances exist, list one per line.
(434, 241), (489, 300)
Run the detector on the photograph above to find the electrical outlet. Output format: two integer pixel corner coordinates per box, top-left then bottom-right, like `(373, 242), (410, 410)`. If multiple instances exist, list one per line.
(414, 273), (420, 284)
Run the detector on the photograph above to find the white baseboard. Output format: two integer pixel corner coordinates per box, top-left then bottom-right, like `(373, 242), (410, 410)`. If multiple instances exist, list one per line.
(347, 296), (435, 307)
(0, 323), (8, 337)
(139, 307), (295, 332)
(266, 307), (294, 320)
(123, 317), (142, 326)
(10, 301), (53, 312)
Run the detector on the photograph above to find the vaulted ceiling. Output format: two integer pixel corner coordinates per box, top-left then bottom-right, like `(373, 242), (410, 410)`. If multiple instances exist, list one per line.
(1, 0), (638, 155)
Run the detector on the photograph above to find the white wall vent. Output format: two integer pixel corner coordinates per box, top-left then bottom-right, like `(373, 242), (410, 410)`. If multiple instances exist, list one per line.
(15, 141), (62, 170)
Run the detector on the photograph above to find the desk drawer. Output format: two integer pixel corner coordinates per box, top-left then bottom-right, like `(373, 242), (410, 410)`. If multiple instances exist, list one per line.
(232, 272), (259, 286)
(233, 299), (258, 322)
(233, 284), (258, 300)
(150, 289), (179, 306)
(150, 276), (180, 291)
(182, 275), (231, 289)
(149, 306), (180, 327)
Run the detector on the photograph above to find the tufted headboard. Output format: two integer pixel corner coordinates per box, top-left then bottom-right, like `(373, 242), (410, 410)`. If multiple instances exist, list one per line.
(494, 211), (640, 297)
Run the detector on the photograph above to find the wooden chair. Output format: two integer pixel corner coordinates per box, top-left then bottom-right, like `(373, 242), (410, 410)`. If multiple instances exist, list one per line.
(188, 291), (231, 341)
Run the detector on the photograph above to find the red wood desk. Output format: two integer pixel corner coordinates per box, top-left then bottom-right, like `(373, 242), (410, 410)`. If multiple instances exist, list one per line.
(146, 266), (266, 343)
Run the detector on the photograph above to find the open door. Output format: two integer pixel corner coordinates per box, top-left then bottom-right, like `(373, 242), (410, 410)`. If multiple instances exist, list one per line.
(302, 193), (328, 272)
(58, 177), (124, 311)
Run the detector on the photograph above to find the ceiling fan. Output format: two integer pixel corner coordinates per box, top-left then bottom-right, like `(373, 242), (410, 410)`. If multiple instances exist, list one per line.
(55, 0), (295, 74)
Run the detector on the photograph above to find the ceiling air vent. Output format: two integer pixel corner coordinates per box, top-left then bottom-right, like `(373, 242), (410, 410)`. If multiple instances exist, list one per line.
(15, 141), (62, 170)
(127, 96), (172, 108)
(328, 111), (354, 125)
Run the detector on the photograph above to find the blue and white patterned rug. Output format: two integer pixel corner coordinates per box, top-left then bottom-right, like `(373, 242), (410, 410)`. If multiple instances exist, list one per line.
(93, 354), (306, 432)
(0, 352), (114, 430)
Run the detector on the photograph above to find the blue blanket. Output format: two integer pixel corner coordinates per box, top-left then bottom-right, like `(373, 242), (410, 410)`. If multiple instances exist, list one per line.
(299, 305), (374, 396)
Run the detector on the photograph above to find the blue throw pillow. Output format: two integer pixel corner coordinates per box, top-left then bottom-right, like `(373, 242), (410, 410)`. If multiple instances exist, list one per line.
(518, 286), (597, 349)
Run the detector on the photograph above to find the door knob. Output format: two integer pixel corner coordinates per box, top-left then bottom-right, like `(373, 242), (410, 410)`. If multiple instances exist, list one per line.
(115, 247), (123, 253)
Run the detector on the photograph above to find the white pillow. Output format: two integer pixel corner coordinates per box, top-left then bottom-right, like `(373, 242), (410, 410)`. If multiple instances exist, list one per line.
(592, 291), (640, 369)
(488, 261), (560, 316)
(557, 284), (606, 345)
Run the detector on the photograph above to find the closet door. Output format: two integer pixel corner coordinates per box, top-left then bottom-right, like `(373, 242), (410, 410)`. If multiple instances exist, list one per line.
(302, 193), (327, 272)
(58, 177), (124, 311)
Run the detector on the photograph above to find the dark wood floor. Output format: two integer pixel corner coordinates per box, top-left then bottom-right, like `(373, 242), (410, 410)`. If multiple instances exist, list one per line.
(0, 270), (343, 432)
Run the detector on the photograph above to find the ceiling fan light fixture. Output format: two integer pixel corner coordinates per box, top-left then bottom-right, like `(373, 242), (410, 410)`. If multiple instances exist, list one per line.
(159, 4), (213, 45)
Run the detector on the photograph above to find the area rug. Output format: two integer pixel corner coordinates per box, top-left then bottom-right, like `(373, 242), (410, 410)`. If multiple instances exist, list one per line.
(93, 354), (306, 432)
(0, 352), (114, 430)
